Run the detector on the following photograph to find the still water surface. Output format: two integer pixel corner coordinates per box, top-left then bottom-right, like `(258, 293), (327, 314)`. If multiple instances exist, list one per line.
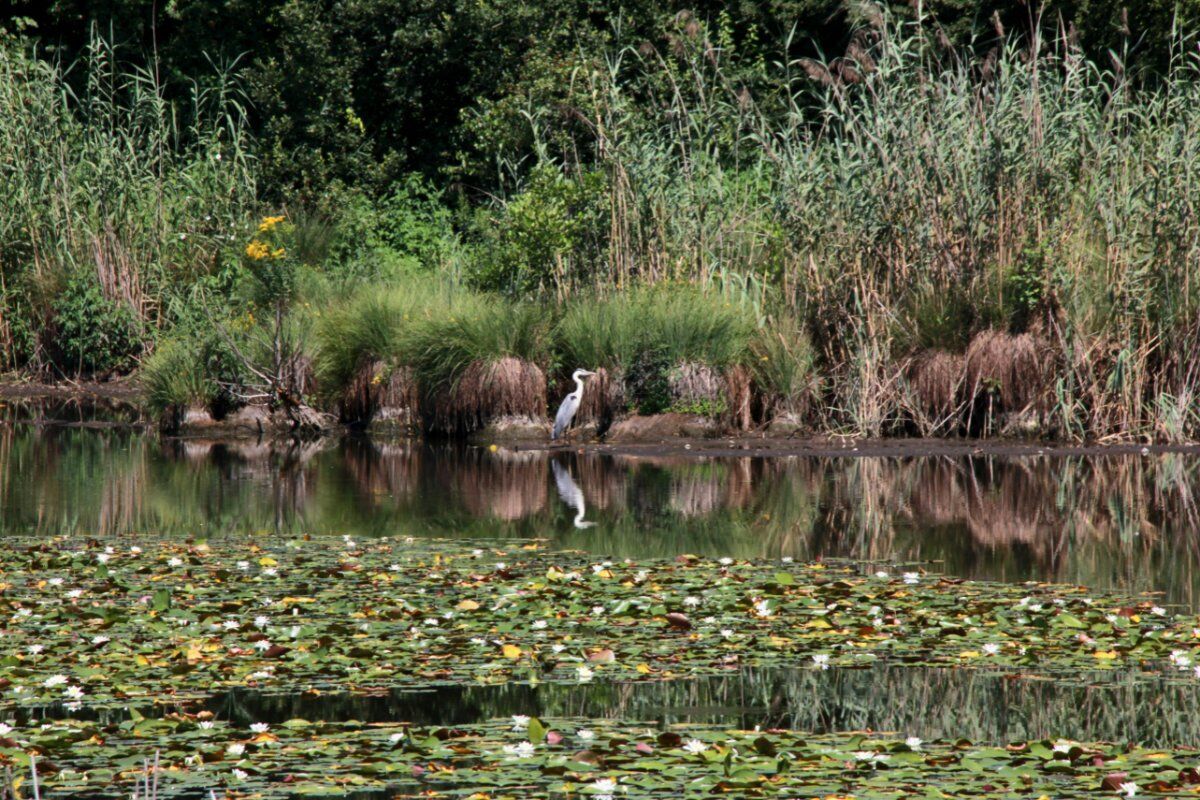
(4, 423), (1200, 743)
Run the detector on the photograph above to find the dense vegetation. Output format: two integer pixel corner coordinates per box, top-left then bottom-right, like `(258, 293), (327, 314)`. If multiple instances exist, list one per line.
(4, 1), (1200, 439)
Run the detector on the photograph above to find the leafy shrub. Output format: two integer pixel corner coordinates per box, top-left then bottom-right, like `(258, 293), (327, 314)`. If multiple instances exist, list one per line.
(471, 166), (608, 293)
(49, 274), (141, 375)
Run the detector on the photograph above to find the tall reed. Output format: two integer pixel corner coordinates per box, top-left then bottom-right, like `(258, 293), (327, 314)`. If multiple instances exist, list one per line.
(501, 12), (1200, 439)
(0, 32), (256, 371)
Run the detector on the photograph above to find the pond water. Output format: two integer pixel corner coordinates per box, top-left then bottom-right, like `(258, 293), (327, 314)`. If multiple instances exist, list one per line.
(4, 421), (1200, 750)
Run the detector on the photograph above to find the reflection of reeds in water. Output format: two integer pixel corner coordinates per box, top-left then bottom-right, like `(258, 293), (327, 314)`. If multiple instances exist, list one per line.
(450, 448), (548, 521)
(572, 453), (628, 512)
(340, 440), (422, 508)
(664, 458), (754, 518)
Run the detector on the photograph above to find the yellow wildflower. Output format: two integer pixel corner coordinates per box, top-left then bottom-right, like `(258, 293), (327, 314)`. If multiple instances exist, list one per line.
(244, 240), (271, 261)
(257, 215), (285, 234)
(271, 247), (286, 259)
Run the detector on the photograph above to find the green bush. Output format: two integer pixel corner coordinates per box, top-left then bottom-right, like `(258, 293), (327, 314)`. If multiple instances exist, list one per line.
(49, 275), (142, 375)
(470, 166), (609, 293)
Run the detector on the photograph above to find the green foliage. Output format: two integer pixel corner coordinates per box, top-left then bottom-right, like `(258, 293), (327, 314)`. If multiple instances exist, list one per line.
(556, 285), (756, 375)
(313, 278), (452, 394)
(404, 294), (551, 394)
(0, 31), (255, 373)
(49, 274), (141, 376)
(140, 338), (209, 413)
(471, 166), (609, 293)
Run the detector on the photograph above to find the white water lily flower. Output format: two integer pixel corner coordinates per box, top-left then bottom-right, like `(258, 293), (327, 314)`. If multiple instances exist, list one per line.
(96, 553), (111, 564)
(494, 563), (507, 571)
(254, 639), (272, 651)
(0, 724), (12, 736)
(255, 615), (270, 628)
(683, 739), (708, 754)
(262, 567), (277, 577)
(223, 620), (240, 630)
(168, 557), (183, 567)
(511, 715), (530, 731)
(66, 589), (84, 599)
(753, 599), (772, 618)
(26, 645), (43, 655)
(1120, 781), (1138, 797)
(1052, 741), (1072, 753)
(232, 768), (248, 780)
(812, 654), (831, 670)
(718, 557), (734, 566)
(250, 723), (269, 734)
(389, 732), (405, 743)
(874, 570), (888, 578)
(199, 721), (215, 730)
(902, 572), (920, 584)
(48, 577), (63, 587)
(130, 546), (142, 555)
(532, 619), (548, 630)
(906, 737), (922, 749)
(43, 675), (67, 688)
(683, 596), (701, 608)
(226, 743), (245, 757)
(576, 666), (595, 682)
(594, 777), (618, 798)
(64, 686), (84, 701)
(514, 741), (536, 758)
(720, 629), (734, 639)
(577, 729), (595, 741)
(982, 643), (1001, 655)
(1153, 606), (1167, 616)
(781, 557), (794, 564)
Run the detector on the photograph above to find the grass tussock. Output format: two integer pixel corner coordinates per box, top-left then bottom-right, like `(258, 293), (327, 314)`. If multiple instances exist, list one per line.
(906, 350), (965, 424)
(963, 330), (1048, 413)
(424, 357), (547, 434)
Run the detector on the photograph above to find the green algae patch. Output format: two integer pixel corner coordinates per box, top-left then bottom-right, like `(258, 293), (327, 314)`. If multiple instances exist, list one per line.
(0, 537), (1196, 710)
(8, 715), (1200, 798)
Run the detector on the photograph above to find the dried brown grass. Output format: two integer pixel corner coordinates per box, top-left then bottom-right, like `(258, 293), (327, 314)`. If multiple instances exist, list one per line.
(423, 357), (547, 434)
(338, 360), (418, 426)
(907, 350), (965, 420)
(575, 367), (625, 433)
(669, 362), (724, 408)
(723, 365), (753, 430)
(964, 330), (1049, 411)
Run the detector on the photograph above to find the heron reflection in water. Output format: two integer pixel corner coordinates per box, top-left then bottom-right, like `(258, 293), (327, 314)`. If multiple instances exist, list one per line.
(551, 459), (595, 529)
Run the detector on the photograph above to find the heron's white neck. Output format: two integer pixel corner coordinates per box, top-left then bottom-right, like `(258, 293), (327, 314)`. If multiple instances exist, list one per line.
(573, 372), (587, 397)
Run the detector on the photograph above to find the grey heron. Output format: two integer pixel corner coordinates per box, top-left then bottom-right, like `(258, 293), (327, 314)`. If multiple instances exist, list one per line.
(552, 369), (596, 440)
(551, 459), (595, 529)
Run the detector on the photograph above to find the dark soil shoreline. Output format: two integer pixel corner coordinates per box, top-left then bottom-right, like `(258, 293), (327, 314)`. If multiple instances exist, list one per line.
(4, 380), (1199, 459)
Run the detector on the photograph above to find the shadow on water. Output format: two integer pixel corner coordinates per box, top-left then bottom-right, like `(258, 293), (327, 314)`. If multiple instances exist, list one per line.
(3, 425), (1200, 605)
(201, 666), (1200, 747)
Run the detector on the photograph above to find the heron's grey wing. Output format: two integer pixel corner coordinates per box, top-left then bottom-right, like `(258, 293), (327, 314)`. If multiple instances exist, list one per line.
(552, 393), (579, 439)
(551, 460), (584, 510)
